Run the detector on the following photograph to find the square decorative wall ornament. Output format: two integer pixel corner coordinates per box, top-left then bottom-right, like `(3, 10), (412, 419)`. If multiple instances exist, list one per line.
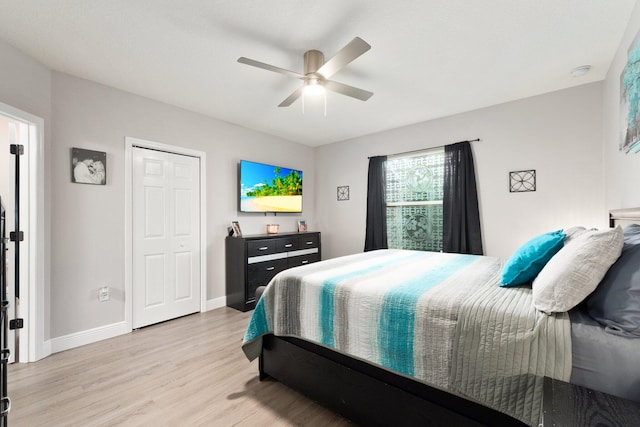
(509, 170), (536, 193)
(337, 186), (349, 201)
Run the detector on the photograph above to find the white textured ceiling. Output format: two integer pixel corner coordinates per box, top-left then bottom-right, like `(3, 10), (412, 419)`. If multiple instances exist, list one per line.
(0, 1), (636, 146)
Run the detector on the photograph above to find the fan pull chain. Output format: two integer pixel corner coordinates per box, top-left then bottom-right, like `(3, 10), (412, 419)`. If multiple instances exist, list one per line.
(323, 91), (327, 117)
(301, 91), (327, 116)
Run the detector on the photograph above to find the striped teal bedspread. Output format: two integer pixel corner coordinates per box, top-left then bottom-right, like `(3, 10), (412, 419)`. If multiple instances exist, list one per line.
(242, 249), (571, 426)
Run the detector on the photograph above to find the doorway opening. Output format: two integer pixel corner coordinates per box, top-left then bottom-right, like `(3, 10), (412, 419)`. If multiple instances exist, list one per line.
(0, 102), (46, 363)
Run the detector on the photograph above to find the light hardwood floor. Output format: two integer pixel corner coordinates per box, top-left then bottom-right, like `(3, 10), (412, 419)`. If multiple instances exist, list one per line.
(8, 307), (351, 426)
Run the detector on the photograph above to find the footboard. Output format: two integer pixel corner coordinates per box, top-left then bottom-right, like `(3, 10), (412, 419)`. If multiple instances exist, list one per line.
(259, 335), (525, 427)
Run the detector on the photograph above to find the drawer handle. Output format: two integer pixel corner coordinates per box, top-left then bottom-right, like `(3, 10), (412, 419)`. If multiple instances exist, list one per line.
(306, 241), (313, 245)
(301, 260), (309, 264)
(266, 266), (275, 271)
(284, 244), (293, 248)
(258, 246), (269, 251)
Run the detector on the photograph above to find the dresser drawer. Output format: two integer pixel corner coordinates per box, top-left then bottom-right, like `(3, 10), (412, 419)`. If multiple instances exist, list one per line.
(275, 237), (299, 252)
(248, 239), (277, 257)
(298, 234), (319, 249)
(288, 253), (320, 268)
(247, 258), (288, 282)
(246, 279), (270, 303)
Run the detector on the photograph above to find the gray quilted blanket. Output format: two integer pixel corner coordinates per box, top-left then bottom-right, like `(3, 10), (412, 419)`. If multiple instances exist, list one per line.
(242, 249), (571, 426)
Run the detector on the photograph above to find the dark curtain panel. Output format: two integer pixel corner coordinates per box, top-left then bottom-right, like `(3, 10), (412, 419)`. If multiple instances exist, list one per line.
(364, 156), (388, 251)
(443, 142), (483, 255)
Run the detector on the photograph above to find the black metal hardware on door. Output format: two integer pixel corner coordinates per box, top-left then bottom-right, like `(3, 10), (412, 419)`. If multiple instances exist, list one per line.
(3, 141), (26, 425)
(8, 233), (22, 243)
(9, 145), (23, 156)
(8, 320), (22, 331)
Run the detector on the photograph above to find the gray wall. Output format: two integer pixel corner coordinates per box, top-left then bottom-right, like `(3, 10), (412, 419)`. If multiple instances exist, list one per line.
(1, 36), (315, 341)
(315, 83), (606, 260)
(50, 72), (315, 337)
(0, 41), (51, 121)
(604, 1), (640, 208)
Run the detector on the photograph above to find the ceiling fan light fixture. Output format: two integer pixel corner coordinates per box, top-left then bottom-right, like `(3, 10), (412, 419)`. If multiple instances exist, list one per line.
(303, 78), (325, 96)
(302, 78), (327, 116)
(238, 37), (373, 108)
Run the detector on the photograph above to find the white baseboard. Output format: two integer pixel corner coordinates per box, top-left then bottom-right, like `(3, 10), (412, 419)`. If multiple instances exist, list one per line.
(37, 340), (52, 362)
(45, 301), (225, 357)
(205, 296), (226, 311)
(50, 321), (129, 354)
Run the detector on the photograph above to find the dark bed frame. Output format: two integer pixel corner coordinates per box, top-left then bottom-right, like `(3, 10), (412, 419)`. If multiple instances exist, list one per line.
(259, 335), (525, 426)
(256, 208), (640, 427)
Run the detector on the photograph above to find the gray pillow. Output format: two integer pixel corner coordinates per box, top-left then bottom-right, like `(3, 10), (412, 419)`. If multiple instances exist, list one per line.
(532, 226), (624, 313)
(623, 223), (640, 244)
(587, 224), (640, 337)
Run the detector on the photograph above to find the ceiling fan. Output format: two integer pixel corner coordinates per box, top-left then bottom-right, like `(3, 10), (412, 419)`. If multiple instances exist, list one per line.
(238, 37), (374, 107)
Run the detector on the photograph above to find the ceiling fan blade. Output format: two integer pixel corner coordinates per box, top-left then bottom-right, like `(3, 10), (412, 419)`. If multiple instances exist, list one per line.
(324, 80), (373, 101)
(278, 87), (304, 107)
(238, 57), (305, 79)
(316, 37), (371, 79)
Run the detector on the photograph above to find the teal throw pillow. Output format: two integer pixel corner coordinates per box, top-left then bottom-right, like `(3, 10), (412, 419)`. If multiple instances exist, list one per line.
(500, 230), (566, 287)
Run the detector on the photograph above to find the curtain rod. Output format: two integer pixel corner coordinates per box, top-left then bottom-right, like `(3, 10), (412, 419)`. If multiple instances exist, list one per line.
(368, 138), (480, 159)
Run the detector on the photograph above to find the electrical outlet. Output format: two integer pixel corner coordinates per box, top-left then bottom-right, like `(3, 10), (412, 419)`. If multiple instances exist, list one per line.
(99, 286), (109, 302)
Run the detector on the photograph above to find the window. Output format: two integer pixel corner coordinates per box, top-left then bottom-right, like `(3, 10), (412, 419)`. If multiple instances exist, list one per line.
(386, 148), (444, 252)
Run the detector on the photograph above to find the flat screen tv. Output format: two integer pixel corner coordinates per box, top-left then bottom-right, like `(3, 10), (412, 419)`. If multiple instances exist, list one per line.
(239, 160), (303, 213)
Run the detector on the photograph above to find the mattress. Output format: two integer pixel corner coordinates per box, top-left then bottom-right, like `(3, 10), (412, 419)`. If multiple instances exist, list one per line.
(570, 308), (640, 402)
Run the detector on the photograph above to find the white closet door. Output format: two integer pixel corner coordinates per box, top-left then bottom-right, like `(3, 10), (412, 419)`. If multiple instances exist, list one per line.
(133, 147), (200, 329)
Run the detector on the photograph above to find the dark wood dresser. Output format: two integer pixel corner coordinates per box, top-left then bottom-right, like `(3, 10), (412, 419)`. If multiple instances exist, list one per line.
(225, 231), (321, 311)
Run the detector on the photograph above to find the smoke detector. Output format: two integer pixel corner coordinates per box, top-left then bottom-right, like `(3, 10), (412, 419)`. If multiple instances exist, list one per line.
(570, 65), (591, 77)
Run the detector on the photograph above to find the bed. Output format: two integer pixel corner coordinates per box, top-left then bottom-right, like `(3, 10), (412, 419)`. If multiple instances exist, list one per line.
(242, 208), (640, 426)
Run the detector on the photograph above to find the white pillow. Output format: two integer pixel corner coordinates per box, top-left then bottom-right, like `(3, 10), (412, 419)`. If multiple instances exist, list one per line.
(532, 226), (624, 313)
(563, 226), (587, 244)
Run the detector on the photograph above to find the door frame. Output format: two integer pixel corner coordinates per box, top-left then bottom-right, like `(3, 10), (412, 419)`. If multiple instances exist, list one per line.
(124, 137), (207, 332)
(0, 101), (46, 362)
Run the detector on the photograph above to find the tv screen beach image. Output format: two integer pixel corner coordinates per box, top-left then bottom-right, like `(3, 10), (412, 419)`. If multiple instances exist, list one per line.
(240, 161), (302, 212)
